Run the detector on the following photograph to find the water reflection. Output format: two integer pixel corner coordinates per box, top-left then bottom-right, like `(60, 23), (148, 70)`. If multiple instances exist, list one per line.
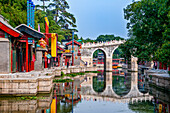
(138, 73), (149, 94)
(93, 70), (105, 93)
(0, 93), (52, 113)
(112, 69), (131, 96)
(149, 84), (170, 113)
(2, 68), (169, 113)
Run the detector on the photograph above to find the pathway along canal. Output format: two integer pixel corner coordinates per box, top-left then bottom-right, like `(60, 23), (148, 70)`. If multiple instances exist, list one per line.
(0, 68), (169, 113)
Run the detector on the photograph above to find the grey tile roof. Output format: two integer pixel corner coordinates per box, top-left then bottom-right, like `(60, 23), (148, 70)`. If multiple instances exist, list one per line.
(15, 24), (45, 39)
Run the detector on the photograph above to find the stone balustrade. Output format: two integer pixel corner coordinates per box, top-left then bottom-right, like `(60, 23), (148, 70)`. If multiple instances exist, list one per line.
(85, 66), (97, 72)
(82, 40), (125, 48)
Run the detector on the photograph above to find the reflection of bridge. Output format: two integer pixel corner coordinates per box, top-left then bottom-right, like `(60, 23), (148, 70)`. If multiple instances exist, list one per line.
(81, 95), (152, 104)
(81, 40), (125, 71)
(81, 72), (152, 101)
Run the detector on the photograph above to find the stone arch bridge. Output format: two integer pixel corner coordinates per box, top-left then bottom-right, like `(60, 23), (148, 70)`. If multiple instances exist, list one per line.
(81, 40), (125, 71)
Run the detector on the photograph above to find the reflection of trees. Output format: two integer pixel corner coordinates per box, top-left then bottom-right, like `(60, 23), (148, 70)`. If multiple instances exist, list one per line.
(128, 101), (154, 113)
(138, 74), (149, 94)
(93, 77), (105, 93)
(112, 75), (131, 96)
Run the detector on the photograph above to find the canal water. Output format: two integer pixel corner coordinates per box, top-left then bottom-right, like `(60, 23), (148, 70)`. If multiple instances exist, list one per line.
(0, 68), (169, 113)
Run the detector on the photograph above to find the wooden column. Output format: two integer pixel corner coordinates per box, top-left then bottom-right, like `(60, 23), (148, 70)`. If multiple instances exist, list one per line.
(11, 49), (13, 72)
(72, 53), (74, 66)
(45, 54), (47, 68)
(65, 57), (67, 66)
(159, 62), (163, 69)
(58, 55), (60, 67)
(26, 37), (29, 72)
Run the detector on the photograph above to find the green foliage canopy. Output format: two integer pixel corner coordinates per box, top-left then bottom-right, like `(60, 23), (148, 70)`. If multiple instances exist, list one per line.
(0, 0), (27, 27)
(121, 0), (170, 63)
(83, 34), (124, 43)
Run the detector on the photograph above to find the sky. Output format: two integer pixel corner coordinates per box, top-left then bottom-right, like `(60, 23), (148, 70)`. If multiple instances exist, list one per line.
(33, 0), (133, 39)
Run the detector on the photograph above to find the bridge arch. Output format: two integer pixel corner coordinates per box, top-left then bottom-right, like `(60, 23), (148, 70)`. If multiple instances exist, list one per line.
(92, 48), (107, 71)
(111, 46), (119, 59)
(81, 40), (125, 70)
(91, 48), (108, 58)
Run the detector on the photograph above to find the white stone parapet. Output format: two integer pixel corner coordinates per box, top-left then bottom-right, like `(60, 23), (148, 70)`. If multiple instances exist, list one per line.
(82, 40), (125, 48)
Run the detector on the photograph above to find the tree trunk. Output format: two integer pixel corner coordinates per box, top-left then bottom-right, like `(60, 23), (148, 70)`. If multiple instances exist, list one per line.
(56, 10), (58, 22)
(43, 0), (45, 11)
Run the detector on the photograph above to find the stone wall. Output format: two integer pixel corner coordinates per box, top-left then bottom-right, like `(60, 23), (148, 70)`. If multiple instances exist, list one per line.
(0, 78), (38, 95)
(35, 50), (43, 71)
(149, 74), (170, 91)
(0, 38), (9, 74)
(38, 76), (53, 93)
(0, 72), (53, 95)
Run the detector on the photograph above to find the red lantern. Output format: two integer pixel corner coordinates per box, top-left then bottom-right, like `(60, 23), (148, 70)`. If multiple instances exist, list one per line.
(40, 43), (43, 46)
(43, 44), (46, 48)
(77, 53), (81, 56)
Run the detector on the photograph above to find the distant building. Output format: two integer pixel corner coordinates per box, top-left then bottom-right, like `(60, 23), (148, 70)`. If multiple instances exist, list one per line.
(65, 40), (81, 66)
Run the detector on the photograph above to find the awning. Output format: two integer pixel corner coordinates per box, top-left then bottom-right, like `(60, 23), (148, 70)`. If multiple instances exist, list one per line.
(16, 24), (45, 39)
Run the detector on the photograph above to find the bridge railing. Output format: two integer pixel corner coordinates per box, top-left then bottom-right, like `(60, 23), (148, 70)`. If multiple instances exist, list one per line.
(82, 40), (125, 48)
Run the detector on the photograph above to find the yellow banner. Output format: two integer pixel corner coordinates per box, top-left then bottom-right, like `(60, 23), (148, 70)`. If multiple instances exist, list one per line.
(45, 17), (49, 26)
(51, 33), (56, 57)
(50, 98), (56, 113)
(65, 50), (70, 53)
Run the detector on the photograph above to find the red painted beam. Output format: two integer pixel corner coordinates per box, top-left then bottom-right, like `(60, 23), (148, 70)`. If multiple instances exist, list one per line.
(0, 22), (21, 37)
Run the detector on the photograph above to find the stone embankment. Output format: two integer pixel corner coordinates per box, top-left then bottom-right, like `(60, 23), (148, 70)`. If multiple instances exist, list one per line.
(145, 69), (170, 91)
(0, 66), (97, 96)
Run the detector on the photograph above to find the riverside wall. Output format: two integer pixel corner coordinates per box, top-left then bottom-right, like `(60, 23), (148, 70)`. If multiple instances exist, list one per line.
(145, 69), (170, 91)
(0, 66), (97, 96)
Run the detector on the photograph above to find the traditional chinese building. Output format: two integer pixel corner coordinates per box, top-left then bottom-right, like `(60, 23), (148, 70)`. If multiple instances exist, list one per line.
(0, 15), (23, 73)
(15, 24), (45, 72)
(65, 40), (82, 66)
(57, 45), (65, 67)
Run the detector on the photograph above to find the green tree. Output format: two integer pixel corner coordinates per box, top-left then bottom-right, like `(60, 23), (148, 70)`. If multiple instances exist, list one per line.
(96, 34), (124, 42)
(48, 0), (76, 28)
(123, 0), (169, 63)
(155, 41), (170, 66)
(0, 0), (27, 27)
